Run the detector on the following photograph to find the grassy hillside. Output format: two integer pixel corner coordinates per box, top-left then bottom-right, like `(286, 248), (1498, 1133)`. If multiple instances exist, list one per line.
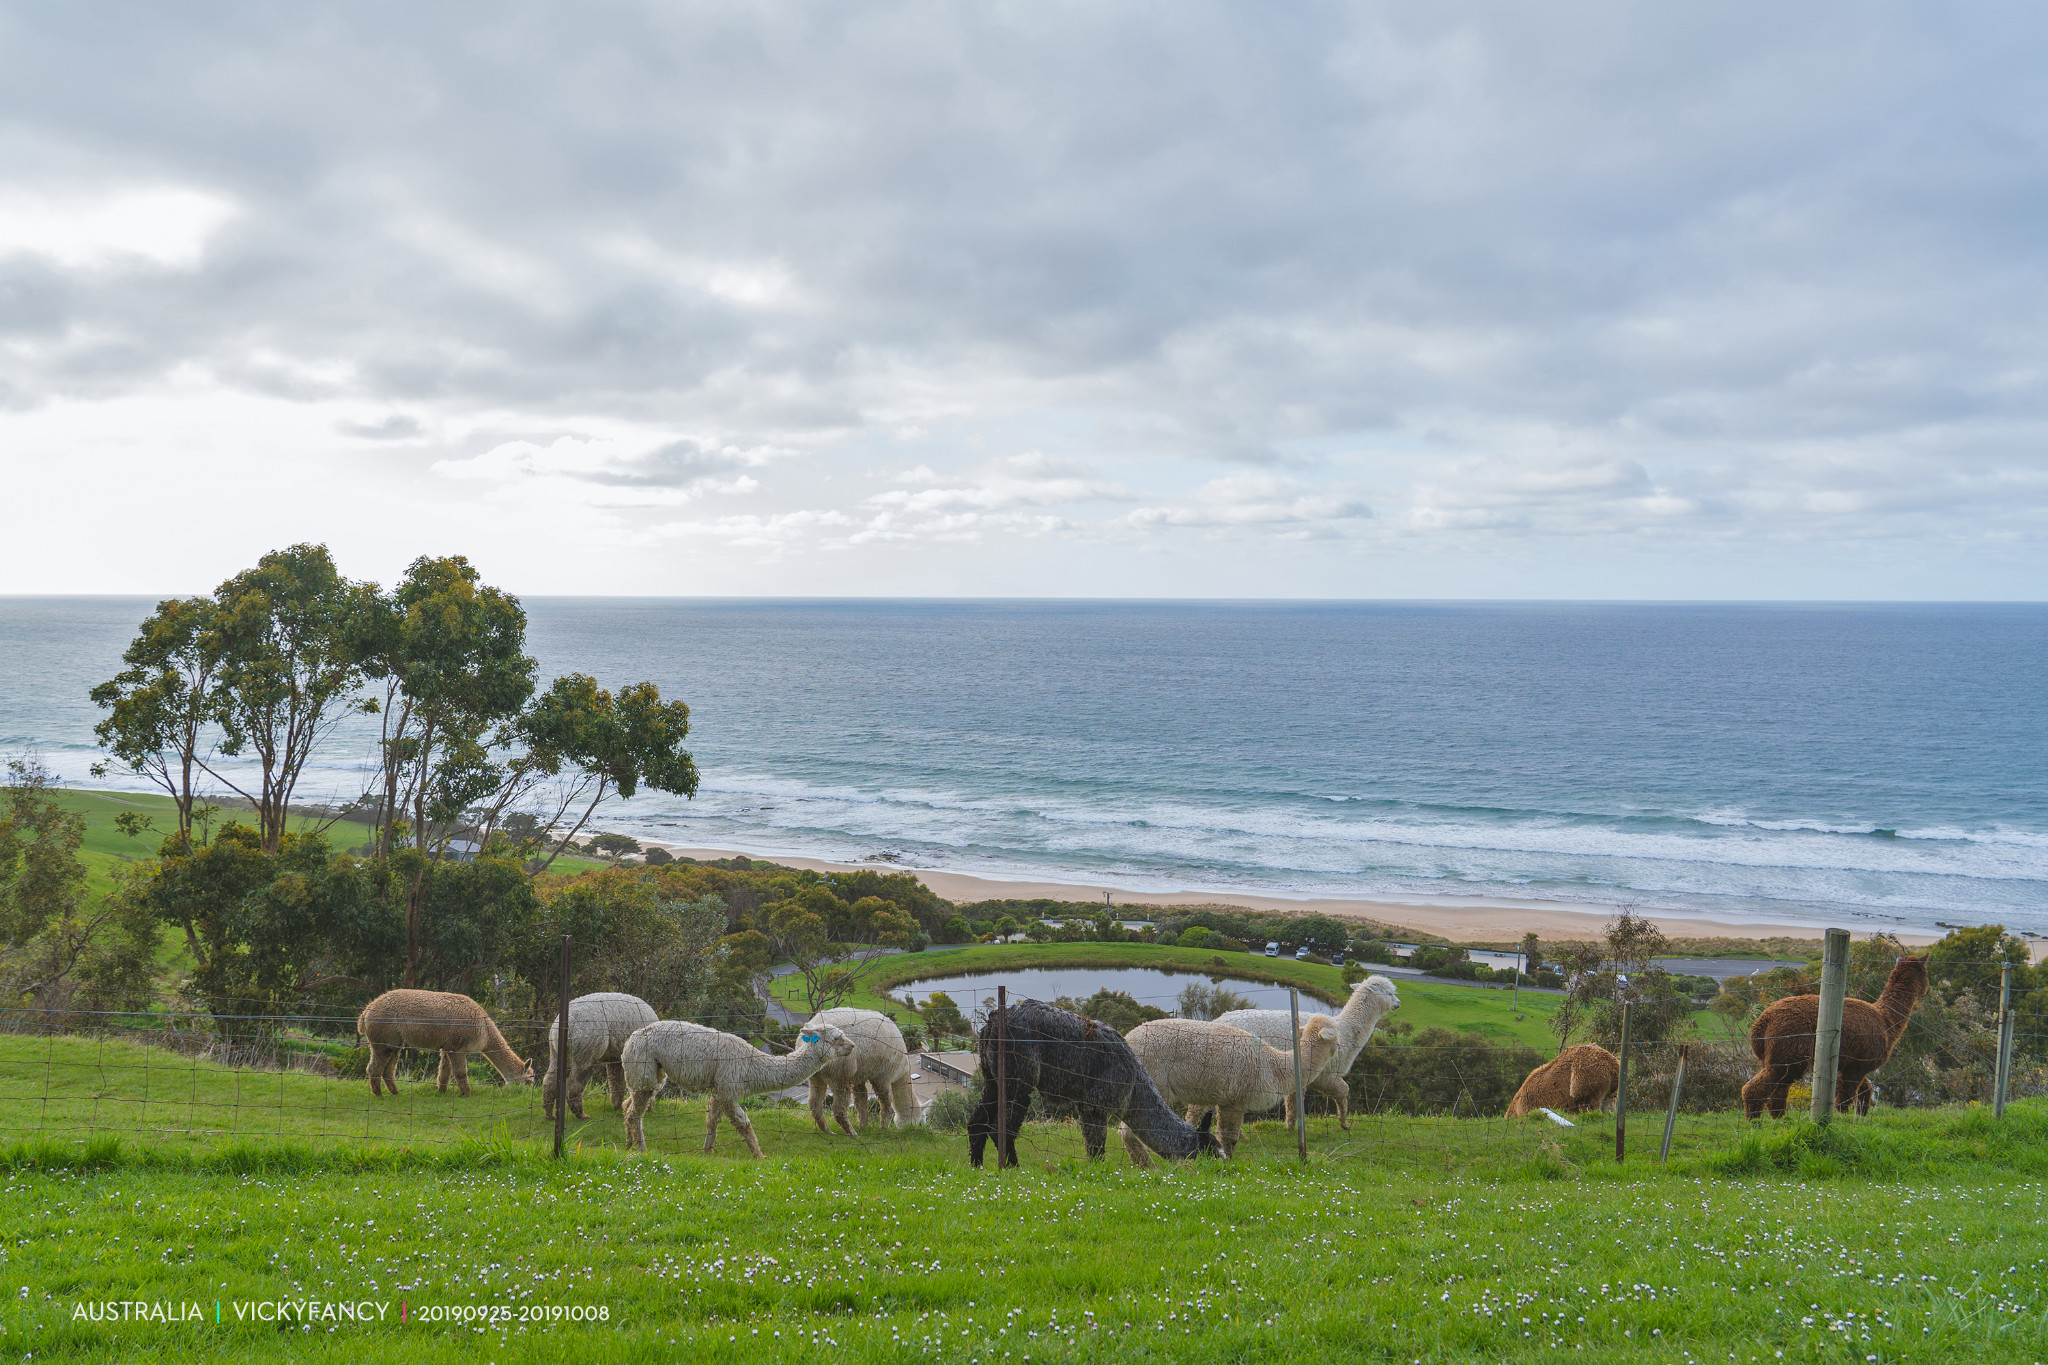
(0, 1031), (2043, 1362)
(769, 942), (1566, 1047)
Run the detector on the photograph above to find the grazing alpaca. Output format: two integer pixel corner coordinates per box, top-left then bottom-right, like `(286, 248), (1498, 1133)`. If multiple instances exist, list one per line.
(619, 1021), (853, 1156)
(967, 999), (1221, 1168)
(356, 989), (534, 1097)
(1507, 1044), (1620, 1118)
(804, 1007), (923, 1136)
(1743, 956), (1930, 1119)
(1119, 1015), (1343, 1161)
(1214, 975), (1401, 1128)
(541, 992), (659, 1121)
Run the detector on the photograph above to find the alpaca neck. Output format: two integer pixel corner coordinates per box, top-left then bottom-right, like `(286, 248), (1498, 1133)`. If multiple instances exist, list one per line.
(482, 1041), (527, 1080)
(1873, 979), (1921, 1049)
(755, 1040), (834, 1089)
(1336, 991), (1393, 1042)
(1121, 1079), (1200, 1158)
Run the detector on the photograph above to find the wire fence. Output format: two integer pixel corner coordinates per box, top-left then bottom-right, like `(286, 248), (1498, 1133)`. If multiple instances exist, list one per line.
(0, 971), (2038, 1167)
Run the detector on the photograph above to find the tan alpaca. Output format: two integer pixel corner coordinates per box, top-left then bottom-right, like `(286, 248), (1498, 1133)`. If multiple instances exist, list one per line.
(1117, 1015), (1341, 1162)
(1743, 956), (1929, 1119)
(356, 989), (535, 1097)
(803, 1008), (923, 1136)
(1507, 1043), (1620, 1118)
(619, 1020), (853, 1157)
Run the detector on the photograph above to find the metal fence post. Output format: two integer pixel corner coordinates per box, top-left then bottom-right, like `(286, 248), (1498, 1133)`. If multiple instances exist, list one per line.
(554, 934), (570, 1160)
(1811, 928), (1849, 1124)
(1290, 988), (1307, 1163)
(1995, 962), (2015, 1119)
(1615, 1001), (1631, 1164)
(994, 984), (1009, 1169)
(1659, 1044), (1689, 1163)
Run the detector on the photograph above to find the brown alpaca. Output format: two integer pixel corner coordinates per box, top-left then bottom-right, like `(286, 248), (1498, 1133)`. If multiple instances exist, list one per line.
(1742, 956), (1928, 1120)
(1507, 1044), (1620, 1118)
(356, 989), (535, 1097)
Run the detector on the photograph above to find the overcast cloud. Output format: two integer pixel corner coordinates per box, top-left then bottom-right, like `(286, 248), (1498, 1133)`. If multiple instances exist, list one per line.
(0, 1), (2043, 597)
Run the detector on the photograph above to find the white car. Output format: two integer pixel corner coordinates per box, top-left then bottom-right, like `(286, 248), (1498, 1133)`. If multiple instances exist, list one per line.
(1294, 945), (1312, 961)
(1264, 941), (1280, 956)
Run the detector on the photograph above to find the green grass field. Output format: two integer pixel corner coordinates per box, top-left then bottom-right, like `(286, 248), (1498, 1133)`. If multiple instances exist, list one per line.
(1, 1033), (2045, 1362)
(770, 943), (1566, 1047)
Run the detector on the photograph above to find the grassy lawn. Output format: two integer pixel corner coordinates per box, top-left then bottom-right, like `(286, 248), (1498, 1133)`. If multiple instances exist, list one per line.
(769, 943), (1565, 1047)
(1, 1031), (2045, 1362)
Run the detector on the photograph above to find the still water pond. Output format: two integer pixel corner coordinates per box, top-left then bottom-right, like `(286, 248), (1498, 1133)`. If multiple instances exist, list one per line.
(888, 967), (1335, 1016)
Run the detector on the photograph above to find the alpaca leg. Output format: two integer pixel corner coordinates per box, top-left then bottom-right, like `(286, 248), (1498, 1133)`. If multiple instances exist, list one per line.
(703, 1097), (723, 1154)
(568, 1063), (589, 1120)
(831, 1083), (857, 1138)
(1079, 1106), (1108, 1161)
(368, 1044), (393, 1096)
(808, 1076), (834, 1136)
(728, 1100), (764, 1159)
(968, 1086), (1000, 1167)
(622, 1088), (654, 1152)
(605, 1061), (627, 1112)
(890, 1076), (919, 1127)
(452, 1053), (473, 1098)
(436, 1050), (453, 1093)
(1219, 1110), (1244, 1159)
(383, 1050), (402, 1094)
(1741, 1070), (1778, 1121)
(1000, 1086), (1031, 1169)
(1314, 1075), (1352, 1131)
(1853, 1077), (1874, 1116)
(1120, 1121), (1153, 1168)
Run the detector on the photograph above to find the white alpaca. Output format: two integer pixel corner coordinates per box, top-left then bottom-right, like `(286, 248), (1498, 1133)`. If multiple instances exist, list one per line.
(803, 1008), (925, 1135)
(1213, 974), (1400, 1129)
(541, 992), (659, 1121)
(1117, 1015), (1341, 1162)
(619, 1021), (854, 1156)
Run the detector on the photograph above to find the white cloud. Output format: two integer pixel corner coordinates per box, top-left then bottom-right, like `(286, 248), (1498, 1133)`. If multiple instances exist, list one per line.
(0, 186), (235, 270)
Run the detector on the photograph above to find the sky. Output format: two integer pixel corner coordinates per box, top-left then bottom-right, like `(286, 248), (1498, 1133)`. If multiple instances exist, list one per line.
(1, 1), (2044, 600)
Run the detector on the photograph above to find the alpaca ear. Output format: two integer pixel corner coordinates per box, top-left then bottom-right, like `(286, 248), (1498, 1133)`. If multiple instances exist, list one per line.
(1319, 1028), (1337, 1042)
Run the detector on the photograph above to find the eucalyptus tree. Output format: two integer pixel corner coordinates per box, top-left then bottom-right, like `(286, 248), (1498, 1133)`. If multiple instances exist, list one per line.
(515, 673), (701, 873)
(204, 544), (378, 851)
(359, 555), (536, 858)
(89, 595), (221, 847)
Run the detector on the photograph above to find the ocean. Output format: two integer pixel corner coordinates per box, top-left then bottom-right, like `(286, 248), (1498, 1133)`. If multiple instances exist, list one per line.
(2, 598), (2043, 935)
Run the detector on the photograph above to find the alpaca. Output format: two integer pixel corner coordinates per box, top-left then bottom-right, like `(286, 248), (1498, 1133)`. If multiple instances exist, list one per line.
(1507, 1044), (1620, 1118)
(619, 1021), (854, 1156)
(1213, 975), (1401, 1128)
(1118, 1015), (1342, 1161)
(541, 992), (659, 1121)
(1743, 956), (1930, 1119)
(967, 999), (1222, 1168)
(356, 989), (534, 1097)
(804, 1008), (922, 1136)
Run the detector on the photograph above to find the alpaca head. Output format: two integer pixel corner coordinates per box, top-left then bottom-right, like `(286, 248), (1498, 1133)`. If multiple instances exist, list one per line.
(1350, 974), (1401, 1018)
(1299, 1014), (1341, 1068)
(799, 1024), (856, 1059)
(1887, 956), (1931, 1004)
(509, 1057), (535, 1085)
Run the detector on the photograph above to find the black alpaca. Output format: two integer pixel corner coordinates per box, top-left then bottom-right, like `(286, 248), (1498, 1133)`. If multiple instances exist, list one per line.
(968, 998), (1221, 1168)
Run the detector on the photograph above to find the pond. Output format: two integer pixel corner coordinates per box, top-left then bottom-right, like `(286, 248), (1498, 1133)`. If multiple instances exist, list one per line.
(886, 967), (1335, 1018)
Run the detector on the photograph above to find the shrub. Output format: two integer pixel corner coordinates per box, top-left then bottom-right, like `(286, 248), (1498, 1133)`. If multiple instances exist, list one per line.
(925, 1084), (979, 1133)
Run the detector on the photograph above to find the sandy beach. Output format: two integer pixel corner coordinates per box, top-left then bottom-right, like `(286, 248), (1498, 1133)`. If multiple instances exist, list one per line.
(646, 841), (1943, 947)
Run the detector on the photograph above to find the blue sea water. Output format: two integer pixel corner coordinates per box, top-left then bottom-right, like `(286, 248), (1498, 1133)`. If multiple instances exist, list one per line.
(2, 598), (2043, 934)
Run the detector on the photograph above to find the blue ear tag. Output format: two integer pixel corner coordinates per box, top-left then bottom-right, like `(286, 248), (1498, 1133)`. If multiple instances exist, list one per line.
(801, 1032), (820, 1043)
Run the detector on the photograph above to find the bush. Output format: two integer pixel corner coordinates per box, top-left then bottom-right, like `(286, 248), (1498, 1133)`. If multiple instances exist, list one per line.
(925, 1084), (979, 1133)
(642, 847), (674, 866)
(1346, 1027), (1546, 1117)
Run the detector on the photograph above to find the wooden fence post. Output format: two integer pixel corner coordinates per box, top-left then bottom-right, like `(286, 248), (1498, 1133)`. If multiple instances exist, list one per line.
(1811, 928), (1849, 1124)
(1659, 1044), (1689, 1163)
(1995, 962), (2015, 1119)
(995, 985), (1010, 1169)
(1290, 988), (1307, 1164)
(554, 934), (571, 1160)
(1615, 1001), (1631, 1164)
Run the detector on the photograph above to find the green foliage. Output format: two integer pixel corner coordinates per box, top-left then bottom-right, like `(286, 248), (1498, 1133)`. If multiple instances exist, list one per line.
(525, 870), (736, 1024)
(1052, 988), (1169, 1035)
(1176, 980), (1254, 1019)
(585, 832), (643, 859)
(919, 990), (970, 1040)
(89, 594), (219, 844)
(1348, 1026), (1547, 1116)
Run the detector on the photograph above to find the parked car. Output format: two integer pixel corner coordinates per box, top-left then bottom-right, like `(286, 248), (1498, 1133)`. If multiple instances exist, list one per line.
(1331, 953), (1345, 968)
(1294, 945), (1312, 961)
(1265, 941), (1280, 956)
